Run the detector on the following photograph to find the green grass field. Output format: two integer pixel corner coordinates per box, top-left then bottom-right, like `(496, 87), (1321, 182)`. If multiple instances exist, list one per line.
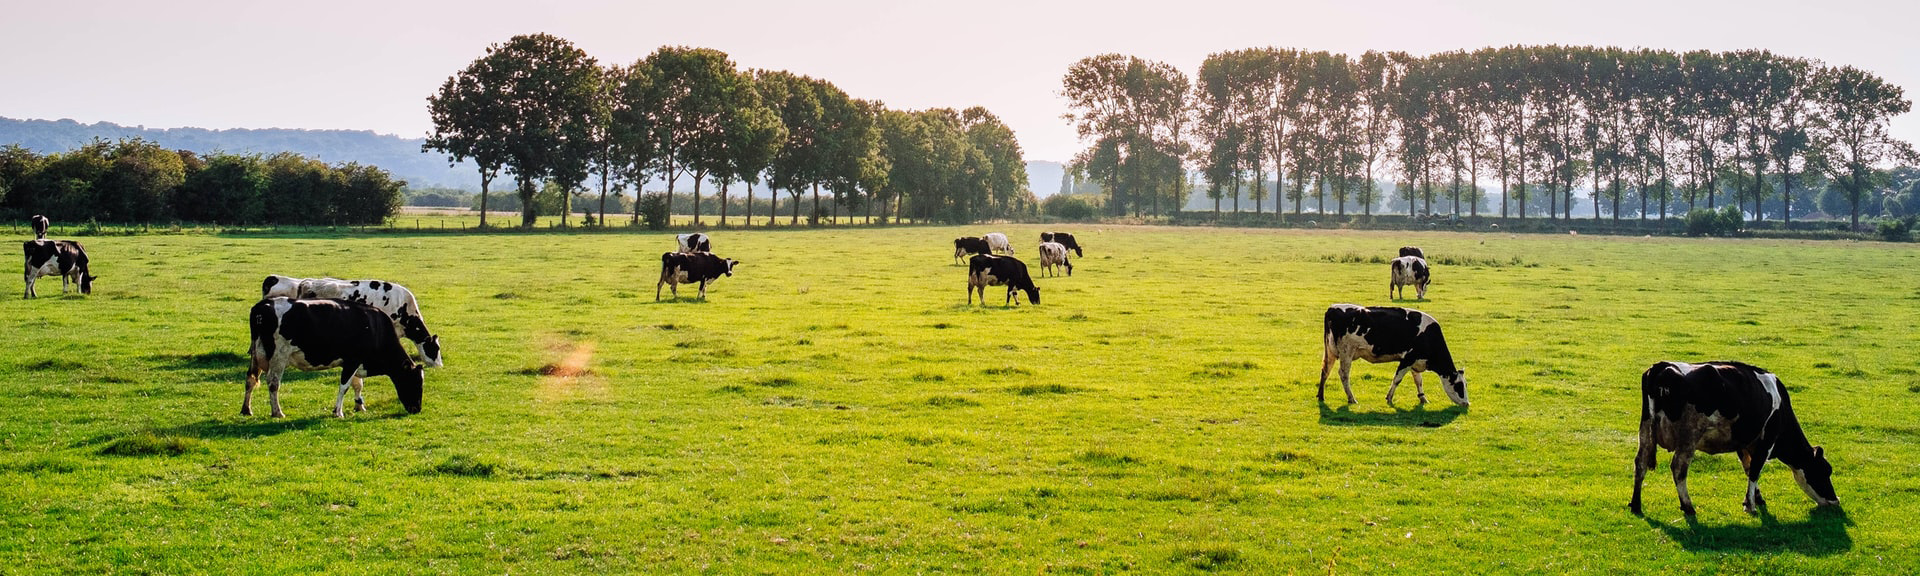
(4, 226), (1918, 574)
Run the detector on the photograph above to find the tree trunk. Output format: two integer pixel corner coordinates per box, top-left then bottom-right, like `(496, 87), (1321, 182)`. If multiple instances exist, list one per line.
(719, 180), (730, 227)
(664, 158), (678, 228)
(1782, 169), (1793, 225)
(519, 176), (537, 228)
(598, 166), (609, 227)
(811, 183), (820, 225)
(478, 171), (492, 229)
(692, 173), (703, 226)
(792, 190), (803, 225)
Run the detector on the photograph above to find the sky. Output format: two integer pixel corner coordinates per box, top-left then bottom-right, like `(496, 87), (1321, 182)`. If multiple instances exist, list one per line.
(4, 0), (1918, 163)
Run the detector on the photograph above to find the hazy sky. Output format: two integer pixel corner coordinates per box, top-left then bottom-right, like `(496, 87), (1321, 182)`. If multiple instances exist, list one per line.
(4, 0), (1917, 162)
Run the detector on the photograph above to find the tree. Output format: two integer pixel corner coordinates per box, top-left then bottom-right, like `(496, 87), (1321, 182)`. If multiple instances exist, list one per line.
(1062, 54), (1188, 217)
(714, 73), (785, 227)
(638, 47), (746, 227)
(425, 44), (513, 228)
(757, 70), (826, 225)
(1810, 65), (1916, 229)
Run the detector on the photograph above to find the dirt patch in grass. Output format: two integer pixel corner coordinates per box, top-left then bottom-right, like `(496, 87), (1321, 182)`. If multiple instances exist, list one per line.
(99, 434), (205, 457)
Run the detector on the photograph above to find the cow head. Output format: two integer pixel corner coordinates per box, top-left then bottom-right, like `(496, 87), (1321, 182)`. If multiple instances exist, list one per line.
(80, 273), (97, 295)
(393, 365), (425, 414)
(421, 335), (444, 367)
(1440, 369), (1468, 407)
(724, 259), (740, 276)
(1023, 286), (1040, 305)
(1793, 446), (1840, 506)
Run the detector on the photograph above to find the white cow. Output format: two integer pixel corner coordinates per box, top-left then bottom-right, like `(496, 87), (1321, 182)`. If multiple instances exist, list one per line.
(676, 233), (712, 253)
(983, 232), (1013, 255)
(259, 275), (443, 367)
(1037, 241), (1073, 277)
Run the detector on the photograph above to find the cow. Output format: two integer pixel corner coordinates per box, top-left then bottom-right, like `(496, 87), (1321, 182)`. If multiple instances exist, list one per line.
(1398, 246), (1424, 259)
(22, 240), (96, 299)
(967, 254), (1039, 306)
(983, 232), (1013, 255)
(658, 251), (739, 300)
(1318, 304), (1468, 407)
(676, 232), (712, 253)
(246, 297), (424, 418)
(30, 215), (49, 240)
(1390, 256), (1430, 300)
(1631, 361), (1840, 516)
(1041, 231), (1084, 257)
(1038, 241), (1073, 277)
(953, 236), (991, 264)
(261, 275), (443, 367)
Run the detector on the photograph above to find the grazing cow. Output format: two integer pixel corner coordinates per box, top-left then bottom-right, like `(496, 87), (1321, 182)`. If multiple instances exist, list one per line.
(1398, 246), (1424, 259)
(1631, 361), (1839, 516)
(953, 236), (991, 264)
(1390, 256), (1430, 300)
(246, 297), (424, 418)
(967, 254), (1039, 306)
(1040, 231), (1084, 257)
(30, 215), (50, 239)
(983, 232), (1013, 255)
(657, 252), (739, 300)
(261, 275), (443, 367)
(22, 240), (96, 299)
(1318, 304), (1468, 407)
(676, 232), (712, 253)
(1037, 241), (1073, 277)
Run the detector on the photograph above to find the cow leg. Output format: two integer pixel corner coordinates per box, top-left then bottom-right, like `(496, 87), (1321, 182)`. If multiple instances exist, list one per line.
(333, 364), (358, 418)
(351, 375), (367, 412)
(1672, 449), (1697, 515)
(1418, 283), (1427, 300)
(655, 279), (664, 301)
(243, 363), (260, 416)
(1740, 450), (1767, 514)
(967, 284), (975, 305)
(698, 280), (708, 300)
(1630, 417), (1658, 515)
(1413, 371), (1428, 404)
(1005, 286), (1015, 307)
(266, 369), (286, 419)
(23, 269), (32, 299)
(1386, 366), (1411, 405)
(1317, 349), (1334, 403)
(1337, 359), (1356, 404)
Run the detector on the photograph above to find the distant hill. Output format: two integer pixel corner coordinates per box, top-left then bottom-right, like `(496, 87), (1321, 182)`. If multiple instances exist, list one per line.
(2, 117), (1068, 199)
(0, 117), (481, 189)
(1026, 160), (1065, 198)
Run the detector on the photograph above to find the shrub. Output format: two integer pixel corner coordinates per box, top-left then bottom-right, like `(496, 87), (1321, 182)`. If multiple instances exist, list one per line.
(637, 193), (670, 230)
(1043, 195), (1097, 221)
(1876, 215), (1916, 242)
(1684, 206), (1745, 237)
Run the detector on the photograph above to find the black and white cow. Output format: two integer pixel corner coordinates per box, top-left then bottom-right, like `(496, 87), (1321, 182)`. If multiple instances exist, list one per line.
(967, 254), (1039, 306)
(953, 236), (991, 264)
(246, 297), (424, 418)
(1041, 231), (1084, 257)
(983, 232), (1013, 255)
(1398, 245), (1424, 259)
(1319, 304), (1468, 406)
(658, 251), (739, 300)
(676, 233), (712, 253)
(31, 215), (50, 240)
(1038, 241), (1073, 277)
(1631, 361), (1840, 516)
(23, 240), (96, 299)
(261, 275), (443, 367)
(1390, 256), (1430, 300)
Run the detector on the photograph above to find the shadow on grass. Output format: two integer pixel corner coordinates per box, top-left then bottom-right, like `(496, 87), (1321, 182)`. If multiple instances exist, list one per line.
(151, 351), (249, 371)
(1317, 402), (1464, 427)
(1646, 505), (1853, 556)
(73, 409), (410, 449)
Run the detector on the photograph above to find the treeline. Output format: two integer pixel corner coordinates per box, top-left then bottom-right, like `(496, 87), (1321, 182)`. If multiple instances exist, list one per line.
(0, 138), (404, 225)
(425, 34), (1033, 229)
(1063, 46), (1916, 228)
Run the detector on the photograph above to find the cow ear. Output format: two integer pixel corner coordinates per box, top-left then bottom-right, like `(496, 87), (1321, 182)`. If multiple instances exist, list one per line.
(1814, 446), (1824, 458)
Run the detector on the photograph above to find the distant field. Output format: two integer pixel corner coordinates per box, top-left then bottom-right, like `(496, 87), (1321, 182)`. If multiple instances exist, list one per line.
(3, 226), (1917, 573)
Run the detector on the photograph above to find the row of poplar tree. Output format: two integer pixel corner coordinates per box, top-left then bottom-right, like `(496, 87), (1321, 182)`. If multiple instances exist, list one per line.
(1062, 45), (1914, 228)
(0, 138), (404, 226)
(425, 34), (1032, 228)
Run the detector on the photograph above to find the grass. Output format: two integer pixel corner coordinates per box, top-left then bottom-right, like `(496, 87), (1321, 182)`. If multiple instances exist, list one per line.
(2, 225), (1918, 573)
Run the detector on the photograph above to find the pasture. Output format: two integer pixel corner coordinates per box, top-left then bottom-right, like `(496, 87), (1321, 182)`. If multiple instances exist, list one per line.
(3, 225), (1918, 573)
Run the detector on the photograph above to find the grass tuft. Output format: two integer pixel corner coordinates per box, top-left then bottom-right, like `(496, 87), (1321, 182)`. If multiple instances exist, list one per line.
(926, 395), (979, 407)
(982, 366), (1032, 376)
(1010, 384), (1078, 395)
(24, 359), (85, 371)
(755, 376), (799, 388)
(911, 372), (947, 382)
(99, 433), (204, 457)
(1075, 450), (1137, 466)
(430, 454), (497, 477)
(1170, 543), (1241, 570)
(492, 292), (521, 300)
